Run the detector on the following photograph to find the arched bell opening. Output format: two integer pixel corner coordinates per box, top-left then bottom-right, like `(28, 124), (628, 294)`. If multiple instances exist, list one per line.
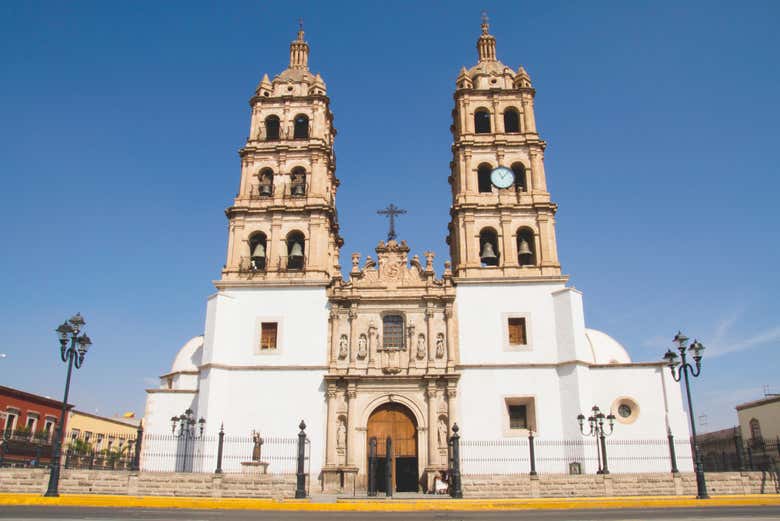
(290, 167), (307, 197)
(479, 228), (500, 267)
(477, 163), (493, 193)
(366, 402), (419, 493)
(474, 108), (491, 134)
(516, 227), (536, 266)
(265, 115), (280, 141)
(503, 107), (520, 133)
(248, 232), (267, 271)
(511, 162), (527, 193)
(293, 114), (310, 139)
(285, 231), (305, 271)
(258, 168), (274, 197)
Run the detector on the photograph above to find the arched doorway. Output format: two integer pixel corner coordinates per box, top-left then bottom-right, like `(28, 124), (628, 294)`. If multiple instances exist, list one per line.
(367, 403), (418, 492)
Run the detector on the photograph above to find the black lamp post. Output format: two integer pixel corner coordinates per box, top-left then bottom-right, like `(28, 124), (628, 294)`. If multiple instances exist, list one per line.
(664, 331), (709, 499)
(577, 405), (616, 474)
(44, 313), (92, 497)
(171, 409), (205, 472)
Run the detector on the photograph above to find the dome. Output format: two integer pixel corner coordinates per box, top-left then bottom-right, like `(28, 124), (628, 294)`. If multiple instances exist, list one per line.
(170, 336), (204, 373)
(585, 328), (631, 364)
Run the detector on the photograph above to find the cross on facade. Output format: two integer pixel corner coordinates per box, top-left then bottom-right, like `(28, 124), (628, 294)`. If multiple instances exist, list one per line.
(377, 203), (407, 242)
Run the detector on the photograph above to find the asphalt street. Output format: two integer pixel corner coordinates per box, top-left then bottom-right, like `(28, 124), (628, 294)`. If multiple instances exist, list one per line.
(2, 506), (780, 520)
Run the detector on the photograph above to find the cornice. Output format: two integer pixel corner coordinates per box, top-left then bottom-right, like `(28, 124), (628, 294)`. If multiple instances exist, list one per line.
(452, 275), (569, 285)
(249, 93), (330, 107)
(199, 363), (328, 372)
(458, 360), (663, 370)
(158, 370), (199, 379)
(214, 278), (331, 289)
(145, 389), (198, 394)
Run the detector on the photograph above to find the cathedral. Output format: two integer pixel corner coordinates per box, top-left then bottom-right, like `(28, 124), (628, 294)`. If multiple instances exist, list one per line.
(144, 20), (693, 493)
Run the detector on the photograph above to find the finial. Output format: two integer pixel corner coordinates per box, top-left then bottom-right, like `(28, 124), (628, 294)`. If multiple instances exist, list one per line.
(297, 17), (304, 40)
(481, 10), (489, 34)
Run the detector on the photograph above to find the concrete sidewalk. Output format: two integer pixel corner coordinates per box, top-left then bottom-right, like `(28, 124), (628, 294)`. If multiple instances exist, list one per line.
(1, 493), (780, 512)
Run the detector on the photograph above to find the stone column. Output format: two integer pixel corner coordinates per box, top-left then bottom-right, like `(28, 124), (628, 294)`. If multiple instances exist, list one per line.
(346, 384), (357, 467)
(537, 214), (553, 267)
(271, 216), (282, 270)
(500, 216), (513, 268)
(529, 147), (547, 193)
(444, 304), (456, 369)
(426, 384), (439, 466)
(447, 387), (459, 429)
(464, 217), (476, 268)
(463, 151), (473, 194)
(521, 94), (537, 134)
(348, 305), (358, 367)
(326, 386), (338, 466)
(368, 321), (378, 370)
(426, 306), (435, 365)
(329, 309), (340, 367)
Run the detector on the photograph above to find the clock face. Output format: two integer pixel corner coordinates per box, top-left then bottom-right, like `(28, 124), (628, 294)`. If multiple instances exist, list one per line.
(490, 166), (515, 189)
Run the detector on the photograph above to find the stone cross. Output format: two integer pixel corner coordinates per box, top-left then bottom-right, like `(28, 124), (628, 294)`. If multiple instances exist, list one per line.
(377, 203), (407, 242)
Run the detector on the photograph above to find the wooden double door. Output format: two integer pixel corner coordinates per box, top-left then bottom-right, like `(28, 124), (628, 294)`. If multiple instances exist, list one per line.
(367, 403), (419, 492)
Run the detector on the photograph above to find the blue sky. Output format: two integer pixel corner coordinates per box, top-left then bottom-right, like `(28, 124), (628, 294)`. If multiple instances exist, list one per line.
(1, 1), (778, 432)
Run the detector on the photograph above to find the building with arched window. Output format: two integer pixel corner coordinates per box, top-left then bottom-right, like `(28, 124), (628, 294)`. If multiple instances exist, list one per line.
(144, 20), (693, 494)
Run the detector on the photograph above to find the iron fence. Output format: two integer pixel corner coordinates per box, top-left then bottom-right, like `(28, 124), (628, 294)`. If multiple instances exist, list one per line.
(461, 436), (695, 475)
(699, 433), (779, 473)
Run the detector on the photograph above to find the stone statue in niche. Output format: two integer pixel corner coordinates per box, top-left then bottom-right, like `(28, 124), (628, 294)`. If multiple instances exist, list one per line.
(436, 333), (445, 358)
(336, 418), (346, 449)
(417, 333), (426, 360)
(338, 335), (348, 359)
(357, 334), (368, 359)
(437, 418), (449, 448)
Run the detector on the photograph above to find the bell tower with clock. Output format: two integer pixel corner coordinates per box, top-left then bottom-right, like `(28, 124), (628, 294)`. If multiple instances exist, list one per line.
(447, 16), (562, 282)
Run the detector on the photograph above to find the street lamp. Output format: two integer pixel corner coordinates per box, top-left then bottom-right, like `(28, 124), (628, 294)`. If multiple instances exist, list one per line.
(577, 405), (616, 474)
(171, 409), (205, 472)
(44, 313), (93, 497)
(664, 331), (709, 499)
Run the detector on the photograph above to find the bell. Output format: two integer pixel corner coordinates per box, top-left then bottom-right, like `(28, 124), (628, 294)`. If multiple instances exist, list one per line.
(289, 241), (304, 259)
(517, 239), (532, 256)
(259, 183), (272, 196)
(251, 242), (266, 259)
(291, 183), (305, 196)
(480, 241), (497, 264)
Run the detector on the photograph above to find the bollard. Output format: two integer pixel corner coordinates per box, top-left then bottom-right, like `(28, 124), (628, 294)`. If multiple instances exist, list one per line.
(449, 424), (463, 498)
(295, 420), (307, 498)
(215, 423), (225, 474)
(528, 431), (537, 476)
(367, 437), (377, 497)
(667, 431), (679, 473)
(385, 437), (393, 497)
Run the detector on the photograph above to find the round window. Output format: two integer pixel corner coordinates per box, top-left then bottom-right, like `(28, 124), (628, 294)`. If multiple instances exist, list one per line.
(611, 397), (639, 425)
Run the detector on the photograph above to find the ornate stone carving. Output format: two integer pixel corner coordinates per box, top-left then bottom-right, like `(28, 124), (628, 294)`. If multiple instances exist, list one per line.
(437, 417), (449, 448)
(436, 333), (445, 358)
(357, 334), (368, 359)
(338, 335), (348, 359)
(416, 333), (426, 360)
(336, 418), (346, 449)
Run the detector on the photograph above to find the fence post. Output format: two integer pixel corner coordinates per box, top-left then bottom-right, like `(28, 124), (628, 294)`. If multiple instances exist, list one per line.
(367, 437), (377, 497)
(528, 431), (537, 476)
(131, 425), (143, 472)
(295, 420), (307, 499)
(449, 424), (463, 498)
(667, 430), (679, 473)
(215, 423), (225, 474)
(747, 446), (754, 470)
(733, 429), (744, 471)
(385, 437), (393, 498)
(0, 439), (5, 466)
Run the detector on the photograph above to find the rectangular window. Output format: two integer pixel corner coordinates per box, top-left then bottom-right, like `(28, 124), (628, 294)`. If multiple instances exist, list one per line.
(260, 322), (278, 350)
(382, 315), (405, 349)
(507, 317), (527, 345)
(4, 413), (17, 435)
(44, 419), (55, 434)
(508, 404), (528, 429)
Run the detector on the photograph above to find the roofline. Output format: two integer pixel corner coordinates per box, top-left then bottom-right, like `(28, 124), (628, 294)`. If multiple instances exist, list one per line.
(736, 395), (780, 411)
(70, 409), (140, 427)
(0, 385), (74, 410)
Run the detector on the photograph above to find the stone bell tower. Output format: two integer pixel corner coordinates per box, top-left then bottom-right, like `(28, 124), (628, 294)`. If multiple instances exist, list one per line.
(219, 25), (342, 287)
(447, 16), (562, 282)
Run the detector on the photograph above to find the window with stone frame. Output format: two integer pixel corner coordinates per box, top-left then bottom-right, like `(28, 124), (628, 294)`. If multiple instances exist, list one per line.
(3, 411), (18, 436)
(382, 315), (405, 349)
(507, 404), (528, 429)
(260, 322), (278, 350)
(507, 317), (527, 345)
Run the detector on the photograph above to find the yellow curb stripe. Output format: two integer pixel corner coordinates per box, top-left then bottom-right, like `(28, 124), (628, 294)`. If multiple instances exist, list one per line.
(0, 493), (778, 512)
